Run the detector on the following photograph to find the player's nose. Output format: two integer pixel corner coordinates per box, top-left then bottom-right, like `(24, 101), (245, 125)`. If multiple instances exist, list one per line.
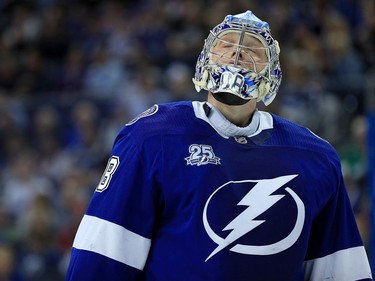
(229, 48), (242, 59)
(229, 48), (249, 67)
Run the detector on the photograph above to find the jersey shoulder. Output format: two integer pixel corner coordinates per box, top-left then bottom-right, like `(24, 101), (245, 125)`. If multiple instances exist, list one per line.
(117, 101), (196, 141)
(269, 113), (339, 159)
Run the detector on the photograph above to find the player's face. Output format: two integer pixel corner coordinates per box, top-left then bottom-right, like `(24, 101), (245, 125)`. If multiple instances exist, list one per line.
(211, 32), (268, 73)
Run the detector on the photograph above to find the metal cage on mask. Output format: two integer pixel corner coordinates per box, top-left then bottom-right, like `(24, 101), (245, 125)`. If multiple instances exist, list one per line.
(192, 11), (282, 106)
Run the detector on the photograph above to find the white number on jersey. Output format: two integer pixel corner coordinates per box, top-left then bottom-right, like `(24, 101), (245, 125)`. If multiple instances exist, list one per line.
(96, 156), (120, 192)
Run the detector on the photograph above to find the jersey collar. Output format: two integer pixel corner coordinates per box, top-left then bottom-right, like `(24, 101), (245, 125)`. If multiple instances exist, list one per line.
(192, 101), (273, 138)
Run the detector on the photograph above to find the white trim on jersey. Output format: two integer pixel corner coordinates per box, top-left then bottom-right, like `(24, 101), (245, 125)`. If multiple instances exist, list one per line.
(304, 246), (372, 281)
(72, 215), (151, 270)
(192, 101), (273, 138)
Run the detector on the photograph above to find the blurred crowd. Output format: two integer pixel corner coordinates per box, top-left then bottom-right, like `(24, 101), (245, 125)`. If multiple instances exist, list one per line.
(0, 0), (374, 280)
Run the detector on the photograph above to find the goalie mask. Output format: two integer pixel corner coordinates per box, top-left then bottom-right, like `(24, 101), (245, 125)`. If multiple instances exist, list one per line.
(192, 10), (282, 106)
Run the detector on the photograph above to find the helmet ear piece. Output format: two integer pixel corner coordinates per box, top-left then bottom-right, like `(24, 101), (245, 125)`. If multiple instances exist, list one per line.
(193, 10), (282, 106)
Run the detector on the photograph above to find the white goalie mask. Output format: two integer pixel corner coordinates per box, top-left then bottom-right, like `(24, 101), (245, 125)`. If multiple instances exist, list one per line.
(192, 11), (282, 106)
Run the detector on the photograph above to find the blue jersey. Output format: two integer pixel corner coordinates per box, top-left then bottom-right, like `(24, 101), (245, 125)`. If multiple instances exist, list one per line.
(66, 101), (372, 281)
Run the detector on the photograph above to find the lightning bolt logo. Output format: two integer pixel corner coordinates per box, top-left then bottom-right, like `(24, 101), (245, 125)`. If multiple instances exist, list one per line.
(203, 174), (304, 261)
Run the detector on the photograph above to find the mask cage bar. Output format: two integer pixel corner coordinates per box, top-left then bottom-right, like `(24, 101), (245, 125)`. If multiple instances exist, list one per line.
(234, 24), (246, 65)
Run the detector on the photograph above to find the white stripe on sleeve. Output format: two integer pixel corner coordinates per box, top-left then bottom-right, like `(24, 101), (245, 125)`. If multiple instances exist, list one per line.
(72, 214), (151, 270)
(304, 246), (372, 281)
